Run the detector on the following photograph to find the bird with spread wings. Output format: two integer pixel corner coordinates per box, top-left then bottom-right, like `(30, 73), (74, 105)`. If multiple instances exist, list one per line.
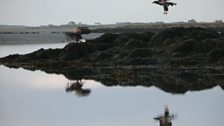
(152, 0), (177, 14)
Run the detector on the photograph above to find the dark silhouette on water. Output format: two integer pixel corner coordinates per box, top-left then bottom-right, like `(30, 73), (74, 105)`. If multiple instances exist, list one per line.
(153, 0), (177, 14)
(65, 80), (91, 97)
(154, 106), (175, 126)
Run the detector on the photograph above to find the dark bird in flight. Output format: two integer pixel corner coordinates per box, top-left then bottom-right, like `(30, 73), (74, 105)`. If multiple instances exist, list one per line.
(66, 80), (91, 97)
(154, 106), (176, 126)
(152, 0), (177, 14)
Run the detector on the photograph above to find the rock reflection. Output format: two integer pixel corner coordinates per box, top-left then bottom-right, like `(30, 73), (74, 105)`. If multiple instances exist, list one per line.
(65, 80), (91, 97)
(62, 67), (224, 94)
(3, 62), (224, 94)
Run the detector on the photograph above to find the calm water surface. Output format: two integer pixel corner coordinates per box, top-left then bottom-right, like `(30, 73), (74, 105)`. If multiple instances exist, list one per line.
(0, 44), (224, 126)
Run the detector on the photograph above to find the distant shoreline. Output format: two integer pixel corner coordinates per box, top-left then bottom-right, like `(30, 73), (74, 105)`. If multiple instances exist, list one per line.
(1, 22), (224, 33)
(1, 22), (224, 45)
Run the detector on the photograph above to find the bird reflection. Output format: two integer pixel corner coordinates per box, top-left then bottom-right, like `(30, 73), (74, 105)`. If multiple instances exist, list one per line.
(154, 106), (176, 126)
(65, 80), (91, 97)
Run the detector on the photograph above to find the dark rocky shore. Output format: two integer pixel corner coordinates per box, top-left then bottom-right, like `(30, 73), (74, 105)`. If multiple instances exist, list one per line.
(1, 27), (224, 93)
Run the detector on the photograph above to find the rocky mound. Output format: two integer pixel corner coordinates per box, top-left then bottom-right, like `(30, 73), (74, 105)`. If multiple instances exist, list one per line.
(1, 27), (224, 67)
(0, 27), (224, 93)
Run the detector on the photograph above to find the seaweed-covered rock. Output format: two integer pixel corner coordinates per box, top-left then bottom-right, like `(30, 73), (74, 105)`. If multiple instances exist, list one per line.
(191, 29), (219, 41)
(196, 39), (217, 53)
(113, 50), (130, 60)
(60, 43), (93, 60)
(138, 32), (155, 42)
(172, 39), (197, 57)
(113, 32), (154, 47)
(122, 32), (155, 41)
(95, 48), (119, 61)
(26, 48), (61, 60)
(122, 39), (147, 50)
(193, 37), (224, 53)
(151, 27), (186, 46)
(208, 48), (224, 63)
(0, 54), (20, 62)
(1, 27), (224, 67)
(128, 48), (153, 58)
(162, 38), (177, 46)
(150, 27), (220, 46)
(113, 35), (130, 45)
(95, 33), (119, 43)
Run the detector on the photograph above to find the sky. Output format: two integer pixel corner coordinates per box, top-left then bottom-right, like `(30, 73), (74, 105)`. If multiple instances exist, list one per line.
(0, 0), (224, 26)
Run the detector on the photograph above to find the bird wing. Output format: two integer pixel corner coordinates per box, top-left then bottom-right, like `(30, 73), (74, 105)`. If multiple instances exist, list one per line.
(167, 2), (177, 6)
(163, 6), (168, 11)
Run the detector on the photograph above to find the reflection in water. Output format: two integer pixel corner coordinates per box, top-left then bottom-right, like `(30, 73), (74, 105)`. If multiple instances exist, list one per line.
(58, 67), (224, 95)
(154, 106), (176, 126)
(0, 65), (224, 126)
(65, 80), (91, 97)
(1, 43), (224, 126)
(3, 63), (224, 95)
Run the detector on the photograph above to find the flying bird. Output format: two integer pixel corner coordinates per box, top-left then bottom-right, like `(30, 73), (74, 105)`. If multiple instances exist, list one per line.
(154, 106), (176, 126)
(152, 0), (177, 14)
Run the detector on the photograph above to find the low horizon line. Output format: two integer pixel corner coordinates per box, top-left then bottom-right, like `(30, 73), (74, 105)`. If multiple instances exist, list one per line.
(0, 19), (223, 27)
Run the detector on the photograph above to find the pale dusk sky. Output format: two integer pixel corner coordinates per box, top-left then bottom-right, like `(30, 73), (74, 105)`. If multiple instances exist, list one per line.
(0, 0), (223, 26)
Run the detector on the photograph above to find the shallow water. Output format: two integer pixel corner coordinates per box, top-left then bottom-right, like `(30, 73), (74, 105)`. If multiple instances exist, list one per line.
(0, 33), (103, 45)
(0, 33), (66, 44)
(0, 43), (68, 57)
(0, 44), (224, 126)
